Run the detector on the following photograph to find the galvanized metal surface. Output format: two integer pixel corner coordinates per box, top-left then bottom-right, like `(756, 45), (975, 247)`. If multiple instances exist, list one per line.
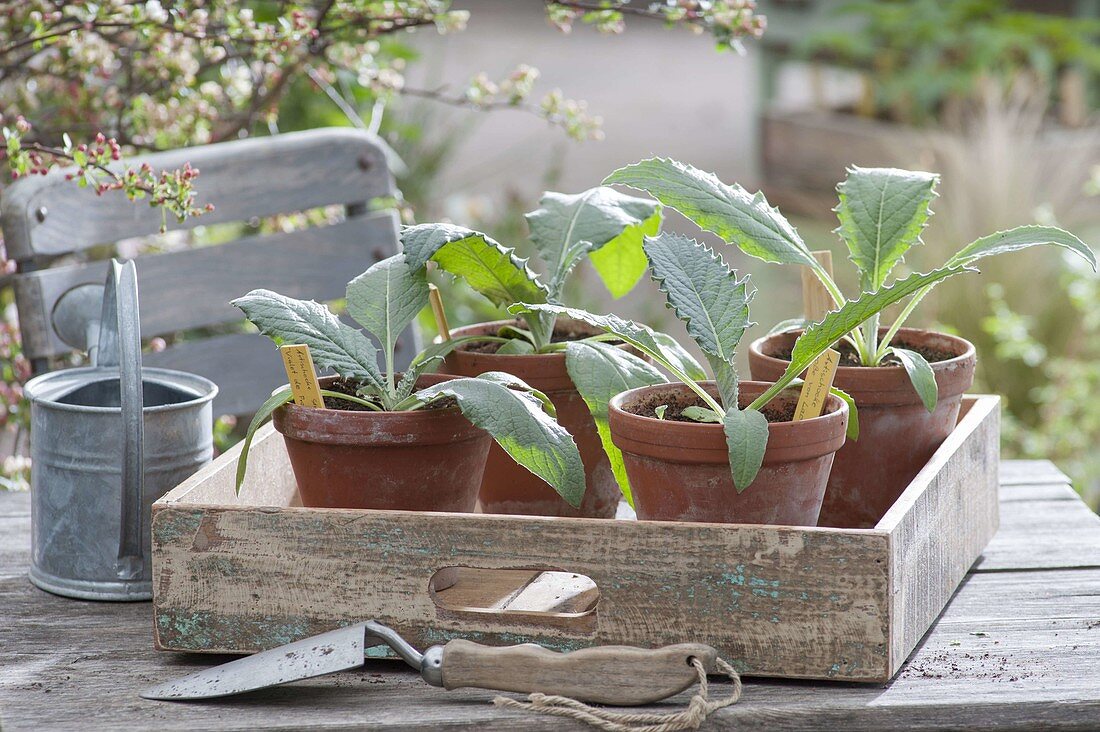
(24, 260), (217, 601)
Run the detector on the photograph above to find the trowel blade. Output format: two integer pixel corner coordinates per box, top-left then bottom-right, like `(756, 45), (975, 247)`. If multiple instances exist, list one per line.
(140, 622), (371, 700)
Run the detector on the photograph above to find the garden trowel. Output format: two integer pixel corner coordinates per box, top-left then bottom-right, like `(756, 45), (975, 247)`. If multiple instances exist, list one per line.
(141, 620), (718, 706)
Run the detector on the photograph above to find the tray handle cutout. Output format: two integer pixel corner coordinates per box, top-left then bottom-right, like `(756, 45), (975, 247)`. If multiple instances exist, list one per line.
(429, 566), (600, 625)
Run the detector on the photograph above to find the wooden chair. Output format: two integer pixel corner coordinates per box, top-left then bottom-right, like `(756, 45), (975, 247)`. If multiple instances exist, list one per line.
(2, 128), (417, 418)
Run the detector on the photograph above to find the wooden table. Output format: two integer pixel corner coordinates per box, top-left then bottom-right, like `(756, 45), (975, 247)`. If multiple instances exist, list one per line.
(3, 460), (1100, 730)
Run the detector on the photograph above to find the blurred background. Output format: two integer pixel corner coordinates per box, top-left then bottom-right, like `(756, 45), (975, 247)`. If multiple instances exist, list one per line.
(3, 0), (1100, 506)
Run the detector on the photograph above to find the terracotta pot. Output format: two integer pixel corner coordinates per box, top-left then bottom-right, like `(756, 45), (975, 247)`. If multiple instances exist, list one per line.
(748, 327), (976, 529)
(608, 381), (848, 525)
(438, 319), (622, 518)
(272, 374), (491, 511)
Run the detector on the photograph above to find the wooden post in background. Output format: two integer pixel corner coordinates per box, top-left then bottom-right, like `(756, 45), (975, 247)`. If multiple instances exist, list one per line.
(795, 251), (839, 421)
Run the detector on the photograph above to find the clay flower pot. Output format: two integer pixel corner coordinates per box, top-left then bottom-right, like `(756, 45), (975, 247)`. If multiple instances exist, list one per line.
(748, 327), (976, 529)
(272, 374), (491, 511)
(608, 381), (848, 525)
(438, 319), (622, 518)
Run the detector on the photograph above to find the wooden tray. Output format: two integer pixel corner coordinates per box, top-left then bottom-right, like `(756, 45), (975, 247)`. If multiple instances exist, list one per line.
(151, 395), (1000, 683)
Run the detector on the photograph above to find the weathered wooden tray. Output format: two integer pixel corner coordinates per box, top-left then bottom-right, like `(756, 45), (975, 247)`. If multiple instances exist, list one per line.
(151, 395), (1000, 683)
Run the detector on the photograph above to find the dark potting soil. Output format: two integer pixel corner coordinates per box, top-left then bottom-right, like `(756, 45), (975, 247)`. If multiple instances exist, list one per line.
(321, 378), (453, 411)
(770, 338), (958, 367)
(459, 319), (617, 354)
(627, 393), (798, 424)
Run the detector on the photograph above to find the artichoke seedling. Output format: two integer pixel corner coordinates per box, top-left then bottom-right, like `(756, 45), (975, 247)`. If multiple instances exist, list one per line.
(231, 253), (585, 506)
(512, 231), (955, 500)
(401, 185), (670, 354)
(603, 160), (1096, 411)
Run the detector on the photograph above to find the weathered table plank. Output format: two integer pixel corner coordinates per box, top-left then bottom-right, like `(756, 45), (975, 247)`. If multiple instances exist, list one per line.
(3, 460), (1100, 731)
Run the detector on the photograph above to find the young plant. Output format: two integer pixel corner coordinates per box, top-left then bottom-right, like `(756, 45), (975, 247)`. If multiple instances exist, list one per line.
(603, 160), (1096, 411)
(401, 186), (664, 353)
(231, 253), (585, 506)
(512, 231), (964, 500)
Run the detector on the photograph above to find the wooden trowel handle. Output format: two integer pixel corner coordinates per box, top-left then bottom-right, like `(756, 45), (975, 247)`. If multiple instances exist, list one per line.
(440, 639), (717, 705)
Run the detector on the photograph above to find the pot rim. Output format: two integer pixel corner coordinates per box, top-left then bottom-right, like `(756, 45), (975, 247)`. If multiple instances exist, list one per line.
(749, 326), (975, 375)
(608, 380), (848, 462)
(439, 317), (633, 392)
(748, 327), (976, 402)
(274, 373), (487, 446)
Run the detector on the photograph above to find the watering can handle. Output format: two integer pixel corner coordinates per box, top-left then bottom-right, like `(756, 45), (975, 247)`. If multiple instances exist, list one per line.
(95, 260), (145, 580)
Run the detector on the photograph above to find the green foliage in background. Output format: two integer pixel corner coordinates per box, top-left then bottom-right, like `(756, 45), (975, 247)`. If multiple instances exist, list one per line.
(801, 0), (1100, 125)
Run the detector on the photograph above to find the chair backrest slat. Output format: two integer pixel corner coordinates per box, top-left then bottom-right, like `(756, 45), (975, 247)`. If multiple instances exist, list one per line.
(13, 212), (400, 361)
(3, 128), (414, 418)
(2, 128), (391, 258)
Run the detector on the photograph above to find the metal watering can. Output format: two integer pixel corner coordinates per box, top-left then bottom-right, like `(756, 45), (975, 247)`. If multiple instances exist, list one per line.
(23, 260), (218, 601)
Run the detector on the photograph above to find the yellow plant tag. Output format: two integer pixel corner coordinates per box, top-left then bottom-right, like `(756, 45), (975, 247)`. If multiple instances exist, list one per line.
(279, 344), (325, 409)
(794, 347), (840, 421)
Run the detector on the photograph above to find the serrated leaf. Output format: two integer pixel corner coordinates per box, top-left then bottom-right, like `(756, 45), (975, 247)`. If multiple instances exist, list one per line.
(346, 254), (428, 366)
(401, 223), (548, 308)
(644, 232), (754, 361)
(413, 374), (585, 507)
(233, 290), (384, 389)
(835, 167), (938, 289)
(681, 406), (721, 423)
(947, 225), (1097, 271)
(888, 347), (938, 412)
(526, 186), (661, 297)
(605, 157), (818, 267)
(724, 407), (769, 492)
(644, 231), (753, 409)
(235, 387), (293, 494)
(781, 266), (974, 389)
(564, 341), (666, 507)
(653, 331), (707, 381)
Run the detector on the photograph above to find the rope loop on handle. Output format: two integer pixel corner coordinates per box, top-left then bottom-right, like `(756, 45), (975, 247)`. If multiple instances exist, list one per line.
(492, 656), (743, 732)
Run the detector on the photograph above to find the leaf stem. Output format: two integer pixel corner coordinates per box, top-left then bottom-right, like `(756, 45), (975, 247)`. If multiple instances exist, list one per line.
(874, 285), (933, 363)
(319, 389), (384, 411)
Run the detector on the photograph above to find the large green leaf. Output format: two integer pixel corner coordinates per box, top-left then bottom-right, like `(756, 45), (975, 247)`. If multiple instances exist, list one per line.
(564, 341), (666, 507)
(772, 265), (975, 400)
(604, 158), (818, 268)
(235, 387), (293, 494)
(413, 373), (586, 507)
(888, 347), (938, 412)
(346, 254), (428, 369)
(835, 167), (938, 289)
(643, 232), (753, 363)
(644, 231), (753, 408)
(526, 186), (661, 297)
(723, 407), (769, 493)
(232, 290), (384, 389)
(400, 223), (549, 308)
(947, 225), (1097, 271)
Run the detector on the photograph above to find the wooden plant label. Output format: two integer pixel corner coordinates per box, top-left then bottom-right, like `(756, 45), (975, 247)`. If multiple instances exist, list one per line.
(797, 250), (838, 420)
(794, 348), (840, 421)
(428, 284), (451, 341)
(800, 250), (834, 322)
(279, 344), (325, 409)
